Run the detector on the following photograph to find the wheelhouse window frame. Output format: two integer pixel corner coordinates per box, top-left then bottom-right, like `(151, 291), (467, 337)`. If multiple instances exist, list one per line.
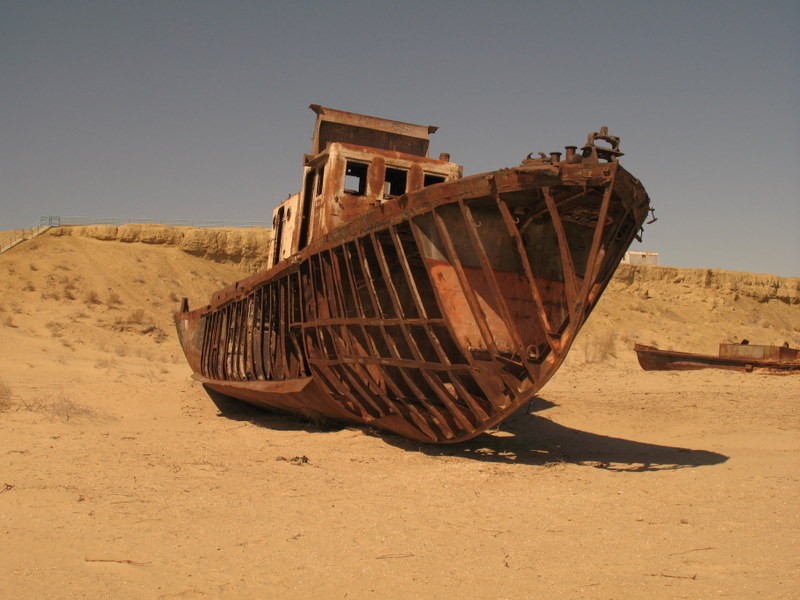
(383, 166), (408, 199)
(344, 160), (369, 196)
(423, 173), (447, 187)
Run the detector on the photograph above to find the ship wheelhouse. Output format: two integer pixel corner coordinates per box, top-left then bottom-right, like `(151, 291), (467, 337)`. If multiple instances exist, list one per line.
(267, 105), (461, 269)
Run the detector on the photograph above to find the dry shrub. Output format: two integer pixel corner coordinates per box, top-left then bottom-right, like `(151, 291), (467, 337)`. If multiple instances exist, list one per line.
(62, 277), (78, 300)
(106, 290), (123, 307)
(583, 330), (618, 363)
(114, 345), (128, 357)
(3, 315), (17, 328)
(84, 290), (101, 305)
(0, 379), (12, 411)
(46, 321), (64, 337)
(109, 309), (166, 343)
(29, 263), (39, 271)
(143, 367), (162, 382)
(18, 392), (95, 422)
(22, 280), (36, 292)
(147, 326), (168, 344)
(168, 290), (180, 302)
(40, 289), (62, 301)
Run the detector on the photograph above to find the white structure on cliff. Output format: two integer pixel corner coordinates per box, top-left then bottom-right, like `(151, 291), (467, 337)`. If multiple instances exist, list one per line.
(622, 251), (660, 266)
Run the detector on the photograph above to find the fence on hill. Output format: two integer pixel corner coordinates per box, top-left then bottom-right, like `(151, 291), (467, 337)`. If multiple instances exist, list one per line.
(0, 216), (270, 255)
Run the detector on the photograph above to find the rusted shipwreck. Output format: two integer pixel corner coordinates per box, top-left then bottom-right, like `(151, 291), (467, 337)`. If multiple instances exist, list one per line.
(175, 105), (652, 443)
(635, 342), (800, 372)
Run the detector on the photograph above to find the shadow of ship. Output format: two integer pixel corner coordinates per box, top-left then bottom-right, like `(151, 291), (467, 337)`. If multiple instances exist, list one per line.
(206, 386), (727, 471)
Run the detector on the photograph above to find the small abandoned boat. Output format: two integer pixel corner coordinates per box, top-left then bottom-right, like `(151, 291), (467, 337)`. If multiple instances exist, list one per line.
(175, 105), (653, 442)
(634, 342), (800, 372)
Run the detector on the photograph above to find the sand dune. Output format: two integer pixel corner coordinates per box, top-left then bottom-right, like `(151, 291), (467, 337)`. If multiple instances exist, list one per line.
(1, 226), (798, 599)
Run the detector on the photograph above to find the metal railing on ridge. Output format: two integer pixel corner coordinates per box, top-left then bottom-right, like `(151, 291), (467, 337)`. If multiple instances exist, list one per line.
(0, 216), (270, 254)
(0, 217), (56, 254)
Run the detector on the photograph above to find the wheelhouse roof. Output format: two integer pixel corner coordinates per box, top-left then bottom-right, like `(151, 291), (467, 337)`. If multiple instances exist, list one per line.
(309, 104), (438, 157)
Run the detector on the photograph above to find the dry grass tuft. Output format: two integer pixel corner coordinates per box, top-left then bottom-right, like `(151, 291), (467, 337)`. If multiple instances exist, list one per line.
(128, 308), (146, 324)
(583, 330), (618, 363)
(84, 290), (101, 305)
(0, 378), (12, 411)
(106, 290), (123, 307)
(22, 280), (36, 292)
(40, 289), (62, 301)
(18, 392), (96, 422)
(62, 277), (78, 300)
(95, 358), (117, 369)
(3, 315), (17, 328)
(144, 326), (168, 344)
(46, 321), (64, 337)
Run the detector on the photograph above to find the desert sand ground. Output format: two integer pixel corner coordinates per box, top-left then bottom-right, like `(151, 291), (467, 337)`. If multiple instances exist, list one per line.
(1, 226), (798, 599)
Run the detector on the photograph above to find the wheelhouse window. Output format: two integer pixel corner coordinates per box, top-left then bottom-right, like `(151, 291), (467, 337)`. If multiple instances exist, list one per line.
(344, 161), (368, 196)
(383, 167), (408, 198)
(424, 173), (446, 187)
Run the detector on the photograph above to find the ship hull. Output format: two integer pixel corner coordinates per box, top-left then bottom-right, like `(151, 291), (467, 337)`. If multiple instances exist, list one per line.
(176, 160), (650, 442)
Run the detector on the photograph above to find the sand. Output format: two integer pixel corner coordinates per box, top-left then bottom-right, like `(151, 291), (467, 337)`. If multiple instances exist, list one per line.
(1, 226), (798, 599)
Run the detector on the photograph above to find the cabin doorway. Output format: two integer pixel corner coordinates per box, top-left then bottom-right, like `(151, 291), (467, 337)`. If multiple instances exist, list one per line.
(297, 170), (314, 250)
(271, 207), (284, 266)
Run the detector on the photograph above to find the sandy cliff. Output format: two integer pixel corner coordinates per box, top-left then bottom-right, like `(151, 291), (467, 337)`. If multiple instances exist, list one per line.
(55, 223), (273, 272)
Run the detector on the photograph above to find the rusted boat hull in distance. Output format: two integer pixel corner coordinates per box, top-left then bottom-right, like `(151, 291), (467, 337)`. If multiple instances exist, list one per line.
(634, 343), (800, 373)
(176, 106), (653, 443)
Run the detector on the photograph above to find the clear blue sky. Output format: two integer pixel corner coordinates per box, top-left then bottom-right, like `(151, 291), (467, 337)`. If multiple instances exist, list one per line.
(2, 1), (798, 276)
